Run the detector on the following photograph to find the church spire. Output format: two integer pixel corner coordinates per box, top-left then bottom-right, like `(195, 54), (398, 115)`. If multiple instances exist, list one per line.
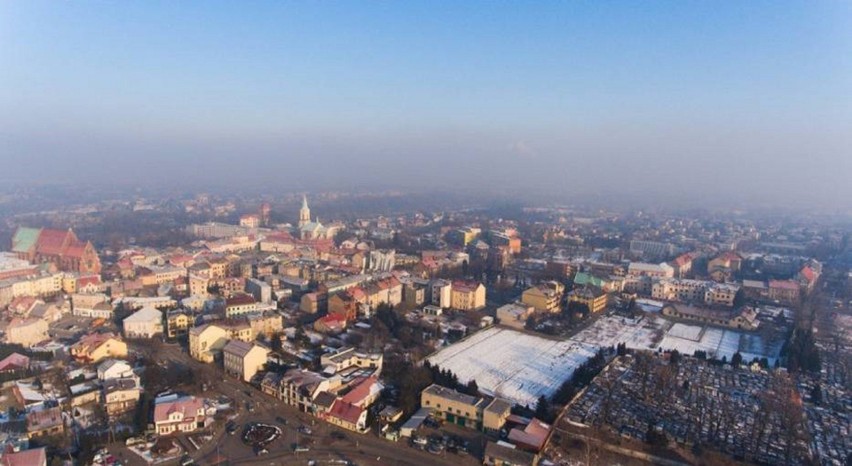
(299, 194), (311, 227)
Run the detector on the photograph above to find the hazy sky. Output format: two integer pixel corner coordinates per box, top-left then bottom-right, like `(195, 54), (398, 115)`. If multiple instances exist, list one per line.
(1, 1), (850, 209)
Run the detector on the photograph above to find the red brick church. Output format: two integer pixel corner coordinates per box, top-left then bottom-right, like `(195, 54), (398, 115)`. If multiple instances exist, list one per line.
(11, 227), (101, 274)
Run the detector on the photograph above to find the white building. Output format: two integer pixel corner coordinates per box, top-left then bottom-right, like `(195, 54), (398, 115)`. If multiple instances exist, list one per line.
(122, 306), (164, 338)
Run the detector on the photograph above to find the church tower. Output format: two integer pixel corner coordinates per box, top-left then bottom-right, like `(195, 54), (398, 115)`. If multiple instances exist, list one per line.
(299, 195), (311, 227)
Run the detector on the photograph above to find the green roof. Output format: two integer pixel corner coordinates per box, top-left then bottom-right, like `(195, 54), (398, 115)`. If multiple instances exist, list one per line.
(573, 272), (604, 288)
(11, 227), (41, 253)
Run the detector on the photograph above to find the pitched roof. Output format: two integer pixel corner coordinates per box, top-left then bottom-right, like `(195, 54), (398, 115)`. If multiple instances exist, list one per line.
(124, 306), (163, 323)
(2, 447), (47, 466)
(10, 227), (41, 254)
(340, 376), (381, 406)
(328, 399), (364, 425)
(0, 353), (30, 372)
(153, 396), (204, 424)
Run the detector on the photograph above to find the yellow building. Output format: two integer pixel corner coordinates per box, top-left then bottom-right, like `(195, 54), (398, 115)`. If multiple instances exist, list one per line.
(521, 281), (565, 313)
(70, 333), (128, 364)
(420, 384), (510, 432)
(567, 287), (608, 314)
(450, 281), (486, 311)
(166, 311), (193, 339)
(188, 324), (230, 363)
(223, 340), (269, 382)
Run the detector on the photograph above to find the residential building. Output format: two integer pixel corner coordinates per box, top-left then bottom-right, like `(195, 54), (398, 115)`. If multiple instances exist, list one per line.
(188, 324), (230, 363)
(521, 281), (564, 313)
(224, 293), (258, 318)
(222, 340), (269, 382)
(450, 280), (486, 311)
(4, 318), (49, 347)
(166, 310), (193, 339)
(103, 378), (141, 417)
(767, 279), (801, 305)
(1, 447), (48, 466)
(320, 347), (383, 375)
(25, 407), (64, 439)
(70, 333), (127, 363)
(567, 287), (608, 313)
(326, 400), (368, 433)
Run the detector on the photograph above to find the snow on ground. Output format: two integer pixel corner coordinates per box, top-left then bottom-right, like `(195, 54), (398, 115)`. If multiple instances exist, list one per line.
(427, 326), (598, 407)
(427, 314), (783, 407)
(666, 323), (704, 341)
(569, 315), (668, 350)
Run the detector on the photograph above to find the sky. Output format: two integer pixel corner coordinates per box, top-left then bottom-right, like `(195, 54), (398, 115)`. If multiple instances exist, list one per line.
(1, 1), (850, 209)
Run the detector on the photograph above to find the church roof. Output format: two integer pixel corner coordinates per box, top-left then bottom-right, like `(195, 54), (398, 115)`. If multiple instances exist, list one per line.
(11, 227), (41, 253)
(300, 221), (325, 232)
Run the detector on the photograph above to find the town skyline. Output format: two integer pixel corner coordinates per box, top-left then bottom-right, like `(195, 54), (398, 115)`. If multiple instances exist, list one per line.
(1, 1), (850, 210)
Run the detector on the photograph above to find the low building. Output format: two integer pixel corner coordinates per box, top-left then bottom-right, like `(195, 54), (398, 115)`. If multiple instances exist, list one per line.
(319, 347), (383, 375)
(1, 447), (48, 466)
(496, 303), (534, 329)
(484, 441), (538, 466)
(25, 407), (64, 439)
(122, 306), (164, 338)
(103, 378), (141, 417)
(70, 333), (128, 363)
(4, 318), (49, 347)
(153, 396), (210, 435)
(661, 304), (759, 330)
(420, 384), (510, 432)
(326, 400), (368, 433)
(223, 340), (269, 382)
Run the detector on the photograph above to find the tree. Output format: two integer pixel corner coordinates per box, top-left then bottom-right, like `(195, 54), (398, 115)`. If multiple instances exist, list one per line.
(669, 349), (681, 366)
(731, 352), (743, 368)
(534, 395), (554, 423)
(465, 379), (479, 396)
(810, 383), (822, 405)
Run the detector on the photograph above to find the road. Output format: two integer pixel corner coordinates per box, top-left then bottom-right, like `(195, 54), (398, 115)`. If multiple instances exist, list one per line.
(122, 341), (481, 466)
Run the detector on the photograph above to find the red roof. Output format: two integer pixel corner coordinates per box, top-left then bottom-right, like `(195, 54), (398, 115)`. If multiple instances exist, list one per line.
(328, 399), (364, 425)
(340, 376), (379, 406)
(2, 447), (47, 466)
(799, 266), (816, 282)
(769, 279), (799, 290)
(35, 229), (72, 256)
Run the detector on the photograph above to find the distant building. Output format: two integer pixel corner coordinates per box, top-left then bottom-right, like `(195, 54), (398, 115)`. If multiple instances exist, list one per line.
(11, 227), (101, 274)
(627, 262), (674, 278)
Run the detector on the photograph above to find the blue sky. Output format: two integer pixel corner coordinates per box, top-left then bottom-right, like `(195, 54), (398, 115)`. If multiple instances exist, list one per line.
(1, 1), (850, 208)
